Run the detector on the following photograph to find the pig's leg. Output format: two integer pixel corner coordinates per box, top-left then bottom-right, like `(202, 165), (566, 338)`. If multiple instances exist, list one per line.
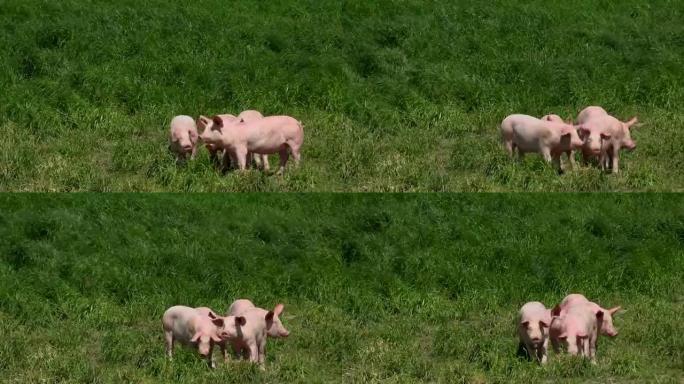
(234, 147), (248, 171)
(258, 339), (267, 370)
(567, 150), (576, 170)
(540, 337), (549, 364)
(277, 146), (290, 175)
(287, 140), (302, 166)
(504, 140), (514, 158)
(552, 154), (563, 174)
(541, 147), (552, 163)
(247, 341), (259, 363)
(611, 148), (620, 174)
(550, 336), (560, 354)
(208, 344), (216, 369)
(589, 336), (598, 364)
(220, 342), (229, 363)
(246, 152), (254, 169)
(221, 151), (233, 173)
(261, 155), (270, 171)
(190, 145), (197, 160)
(164, 330), (174, 360)
(516, 147), (525, 162)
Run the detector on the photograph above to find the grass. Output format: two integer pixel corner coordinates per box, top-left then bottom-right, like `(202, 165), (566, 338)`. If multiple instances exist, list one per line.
(0, 194), (682, 382)
(0, 0), (683, 191)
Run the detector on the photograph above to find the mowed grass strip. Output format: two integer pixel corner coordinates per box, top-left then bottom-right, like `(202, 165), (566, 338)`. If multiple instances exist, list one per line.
(0, 0), (683, 191)
(0, 194), (682, 382)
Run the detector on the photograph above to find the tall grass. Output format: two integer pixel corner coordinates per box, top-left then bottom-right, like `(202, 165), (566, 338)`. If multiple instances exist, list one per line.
(1, 194), (682, 382)
(1, 0), (682, 191)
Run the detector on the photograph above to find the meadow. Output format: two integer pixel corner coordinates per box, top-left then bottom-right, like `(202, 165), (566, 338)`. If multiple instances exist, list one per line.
(1, 194), (683, 382)
(1, 0), (683, 191)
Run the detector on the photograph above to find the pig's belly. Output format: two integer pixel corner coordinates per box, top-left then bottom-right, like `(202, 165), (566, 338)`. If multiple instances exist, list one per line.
(247, 136), (286, 154)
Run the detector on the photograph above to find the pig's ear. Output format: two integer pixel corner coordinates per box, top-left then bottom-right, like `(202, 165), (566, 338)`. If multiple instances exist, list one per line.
(596, 310), (604, 320)
(211, 115), (223, 128)
(578, 125), (591, 134)
(265, 311), (275, 323)
(211, 317), (225, 327)
(559, 126), (574, 137)
(558, 332), (567, 340)
(273, 303), (285, 317)
(520, 320), (530, 328)
(608, 306), (622, 315)
(551, 305), (562, 317)
(600, 132), (612, 140)
(207, 311), (217, 319)
(235, 316), (246, 326)
(539, 320), (549, 328)
(190, 332), (202, 343)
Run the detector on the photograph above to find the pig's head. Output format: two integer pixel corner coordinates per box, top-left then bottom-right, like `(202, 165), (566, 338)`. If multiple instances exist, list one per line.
(579, 124), (611, 155)
(190, 328), (222, 357)
(203, 310), (246, 340)
(520, 316), (550, 347)
(599, 306), (621, 337)
(217, 315), (246, 340)
(198, 115), (225, 147)
(265, 303), (290, 338)
(559, 122), (585, 150)
(619, 117), (639, 151)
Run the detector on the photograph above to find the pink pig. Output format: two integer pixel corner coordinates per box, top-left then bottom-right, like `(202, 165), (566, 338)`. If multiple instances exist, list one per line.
(500, 114), (584, 171)
(226, 300), (290, 369)
(550, 303), (602, 363)
(169, 115), (198, 163)
(577, 106), (639, 173)
(194, 306), (247, 364)
(236, 110), (270, 171)
(517, 302), (552, 364)
(200, 115), (303, 175)
(557, 293), (622, 337)
(162, 305), (243, 368)
(197, 114), (237, 167)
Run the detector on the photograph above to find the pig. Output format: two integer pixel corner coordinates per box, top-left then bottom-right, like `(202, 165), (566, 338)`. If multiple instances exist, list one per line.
(194, 306), (247, 364)
(540, 114), (580, 170)
(236, 110), (270, 171)
(577, 106), (639, 173)
(557, 294), (622, 337)
(500, 114), (584, 172)
(162, 305), (243, 368)
(517, 301), (552, 364)
(200, 115), (303, 175)
(169, 115), (198, 163)
(197, 114), (236, 168)
(225, 300), (290, 369)
(549, 303), (602, 363)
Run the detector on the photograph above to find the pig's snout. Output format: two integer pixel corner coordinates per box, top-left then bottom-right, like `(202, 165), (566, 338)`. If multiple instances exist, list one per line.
(182, 144), (193, 152)
(626, 141), (636, 151)
(280, 330), (290, 338)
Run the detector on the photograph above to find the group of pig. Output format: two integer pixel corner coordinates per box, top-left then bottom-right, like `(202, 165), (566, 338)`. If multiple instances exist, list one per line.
(168, 109), (304, 174)
(162, 299), (289, 370)
(501, 106), (640, 173)
(518, 293), (621, 364)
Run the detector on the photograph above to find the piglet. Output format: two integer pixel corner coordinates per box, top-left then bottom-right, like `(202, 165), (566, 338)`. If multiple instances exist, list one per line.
(200, 115), (303, 175)
(577, 106), (639, 173)
(550, 303), (602, 363)
(194, 306), (247, 364)
(236, 110), (270, 171)
(197, 114), (236, 167)
(500, 114), (584, 172)
(162, 305), (242, 368)
(169, 115), (198, 163)
(517, 302), (551, 364)
(226, 300), (290, 369)
(558, 293), (621, 337)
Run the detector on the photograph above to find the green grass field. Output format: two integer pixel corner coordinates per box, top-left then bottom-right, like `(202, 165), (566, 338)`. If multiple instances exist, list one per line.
(1, 0), (683, 191)
(1, 194), (682, 382)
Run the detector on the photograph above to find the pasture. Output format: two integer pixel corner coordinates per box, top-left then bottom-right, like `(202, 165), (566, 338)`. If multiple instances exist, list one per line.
(0, 194), (682, 382)
(1, 0), (683, 191)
